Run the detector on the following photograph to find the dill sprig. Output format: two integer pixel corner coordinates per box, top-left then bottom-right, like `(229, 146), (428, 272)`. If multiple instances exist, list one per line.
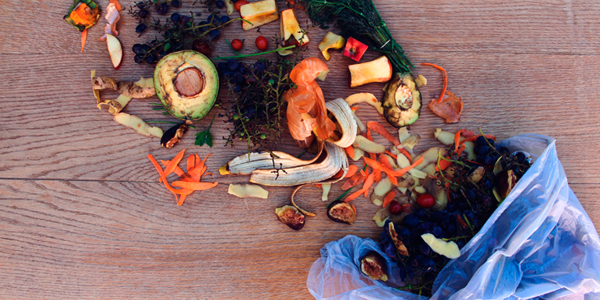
(298, 0), (414, 74)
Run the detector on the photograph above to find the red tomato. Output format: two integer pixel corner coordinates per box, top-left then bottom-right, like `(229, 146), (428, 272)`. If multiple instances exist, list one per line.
(255, 36), (268, 51)
(231, 39), (243, 51)
(234, 0), (249, 11)
(389, 201), (403, 215)
(416, 194), (436, 208)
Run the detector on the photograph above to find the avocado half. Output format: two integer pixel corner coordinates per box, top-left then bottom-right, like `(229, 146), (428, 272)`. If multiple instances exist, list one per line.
(382, 73), (422, 128)
(154, 50), (219, 121)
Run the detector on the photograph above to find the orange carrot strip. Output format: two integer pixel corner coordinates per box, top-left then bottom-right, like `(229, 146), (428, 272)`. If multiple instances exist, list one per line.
(205, 172), (214, 176)
(344, 165), (360, 178)
(363, 157), (398, 186)
(382, 190), (398, 208)
(333, 169), (345, 179)
(172, 181), (219, 191)
(147, 154), (181, 202)
(315, 183), (322, 189)
(161, 160), (185, 177)
(351, 106), (359, 111)
(459, 134), (497, 144)
(190, 166), (207, 182)
(344, 173), (374, 202)
(384, 151), (397, 159)
(362, 172), (376, 197)
(454, 129), (466, 153)
(195, 154), (201, 166)
(165, 149), (186, 176)
(398, 148), (412, 163)
(393, 156), (424, 177)
(379, 154), (394, 170)
(109, 0), (122, 11)
(435, 158), (453, 172)
(367, 121), (400, 146)
(345, 146), (355, 159)
(342, 170), (366, 190)
(351, 204), (357, 214)
(187, 154), (196, 173)
(373, 168), (382, 183)
(366, 127), (373, 141)
(421, 63), (447, 104)
(456, 144), (466, 156)
(81, 28), (88, 52)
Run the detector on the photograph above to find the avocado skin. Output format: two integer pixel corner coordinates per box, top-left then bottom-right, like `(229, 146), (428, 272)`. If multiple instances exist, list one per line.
(382, 73), (422, 128)
(154, 50), (219, 121)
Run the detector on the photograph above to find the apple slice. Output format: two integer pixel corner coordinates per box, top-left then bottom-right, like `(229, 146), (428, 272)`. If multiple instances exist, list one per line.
(318, 32), (345, 61)
(280, 9), (309, 46)
(106, 34), (123, 69)
(343, 37), (368, 62)
(348, 55), (392, 88)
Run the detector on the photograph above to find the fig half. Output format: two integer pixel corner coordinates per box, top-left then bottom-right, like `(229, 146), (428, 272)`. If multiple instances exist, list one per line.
(275, 205), (305, 231)
(360, 251), (389, 281)
(327, 200), (356, 225)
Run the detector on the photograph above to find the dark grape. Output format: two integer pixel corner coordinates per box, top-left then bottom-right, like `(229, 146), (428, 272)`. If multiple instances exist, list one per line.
(171, 0), (181, 8)
(207, 14), (216, 23)
(135, 23), (147, 33)
(232, 72), (244, 84)
(465, 189), (476, 201)
(499, 147), (510, 155)
(134, 54), (144, 64)
(456, 240), (466, 248)
(170, 12), (181, 23)
(474, 144), (489, 156)
(483, 155), (496, 166)
(398, 227), (412, 240)
(209, 29), (221, 39)
(403, 214), (419, 228)
(181, 15), (190, 25)
(446, 223), (456, 235)
(482, 177), (493, 190)
(132, 44), (145, 54)
(138, 9), (148, 18)
(146, 55), (156, 64)
(221, 15), (230, 24)
(217, 62), (228, 72)
(156, 2), (169, 15)
(515, 152), (526, 164)
(431, 225), (443, 238)
(418, 243), (431, 255)
(227, 58), (239, 71)
(216, 0), (225, 8)
(254, 60), (266, 73)
(421, 258), (436, 273)
(476, 135), (487, 145)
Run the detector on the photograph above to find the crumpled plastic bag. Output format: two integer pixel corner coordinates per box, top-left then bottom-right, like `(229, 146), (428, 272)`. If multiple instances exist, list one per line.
(307, 134), (600, 299)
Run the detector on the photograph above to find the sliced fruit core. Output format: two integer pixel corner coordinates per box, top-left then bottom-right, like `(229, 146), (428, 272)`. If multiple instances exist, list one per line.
(174, 68), (205, 97)
(395, 83), (413, 109)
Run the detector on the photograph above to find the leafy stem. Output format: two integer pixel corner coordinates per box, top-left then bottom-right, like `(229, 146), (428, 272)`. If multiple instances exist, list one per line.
(214, 45), (296, 60)
(195, 114), (216, 147)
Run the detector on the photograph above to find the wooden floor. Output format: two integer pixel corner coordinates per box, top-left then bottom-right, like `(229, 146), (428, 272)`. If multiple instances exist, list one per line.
(1, 0), (600, 298)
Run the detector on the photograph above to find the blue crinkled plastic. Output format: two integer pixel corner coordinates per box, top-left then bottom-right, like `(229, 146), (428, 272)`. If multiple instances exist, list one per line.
(307, 134), (600, 299)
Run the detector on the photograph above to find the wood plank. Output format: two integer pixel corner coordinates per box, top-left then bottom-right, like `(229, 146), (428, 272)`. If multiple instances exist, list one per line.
(0, 179), (380, 299)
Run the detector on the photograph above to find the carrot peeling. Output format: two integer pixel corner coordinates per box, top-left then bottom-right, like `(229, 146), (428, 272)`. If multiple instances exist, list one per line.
(382, 190), (398, 208)
(454, 129), (466, 152)
(172, 181), (219, 191)
(384, 150), (397, 159)
(379, 154), (394, 170)
(344, 146), (355, 159)
(397, 148), (412, 163)
(164, 149), (186, 176)
(344, 173), (375, 202)
(81, 28), (88, 52)
(344, 165), (360, 178)
(351, 106), (359, 111)
(421, 63), (447, 104)
(367, 121), (400, 146)
(363, 157), (398, 186)
(342, 171), (366, 190)
(435, 158), (453, 172)
(187, 154), (196, 173)
(393, 156), (424, 177)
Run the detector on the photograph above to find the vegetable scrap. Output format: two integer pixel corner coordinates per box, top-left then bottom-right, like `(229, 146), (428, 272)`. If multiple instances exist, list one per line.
(421, 63), (464, 123)
(148, 149), (218, 206)
(64, 0), (101, 52)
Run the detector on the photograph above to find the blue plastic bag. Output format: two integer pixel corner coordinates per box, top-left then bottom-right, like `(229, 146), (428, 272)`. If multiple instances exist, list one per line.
(307, 134), (600, 299)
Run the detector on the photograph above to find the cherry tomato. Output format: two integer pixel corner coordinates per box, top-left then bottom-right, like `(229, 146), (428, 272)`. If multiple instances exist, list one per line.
(234, 0), (249, 11)
(231, 39), (243, 51)
(255, 36), (268, 51)
(416, 193), (436, 208)
(389, 201), (403, 215)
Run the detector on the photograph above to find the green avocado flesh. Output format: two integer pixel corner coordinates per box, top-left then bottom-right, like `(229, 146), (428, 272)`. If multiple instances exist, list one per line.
(154, 50), (219, 121)
(382, 73), (422, 128)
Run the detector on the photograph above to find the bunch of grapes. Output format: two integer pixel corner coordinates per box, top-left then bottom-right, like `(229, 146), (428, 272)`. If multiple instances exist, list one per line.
(129, 0), (234, 64)
(380, 133), (532, 296)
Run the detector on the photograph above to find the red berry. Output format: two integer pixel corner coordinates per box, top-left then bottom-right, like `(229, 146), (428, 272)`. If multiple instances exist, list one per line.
(192, 39), (211, 55)
(255, 36), (268, 51)
(231, 39), (243, 51)
(416, 193), (436, 208)
(389, 201), (403, 215)
(234, 0), (249, 11)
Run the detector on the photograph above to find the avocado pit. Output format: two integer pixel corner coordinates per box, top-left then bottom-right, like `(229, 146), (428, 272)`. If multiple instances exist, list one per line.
(174, 67), (205, 97)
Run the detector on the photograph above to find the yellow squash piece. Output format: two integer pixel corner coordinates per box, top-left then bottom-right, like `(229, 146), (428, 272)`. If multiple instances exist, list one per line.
(240, 0), (278, 31)
(318, 32), (345, 60)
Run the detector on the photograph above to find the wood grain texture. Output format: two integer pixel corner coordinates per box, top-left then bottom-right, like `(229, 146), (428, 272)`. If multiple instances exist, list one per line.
(0, 0), (599, 298)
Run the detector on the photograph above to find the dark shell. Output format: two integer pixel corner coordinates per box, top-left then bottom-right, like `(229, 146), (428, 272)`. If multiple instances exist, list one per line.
(161, 123), (189, 148)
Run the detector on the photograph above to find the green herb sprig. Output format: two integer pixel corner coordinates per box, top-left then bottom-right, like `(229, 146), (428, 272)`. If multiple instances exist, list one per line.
(195, 114), (216, 147)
